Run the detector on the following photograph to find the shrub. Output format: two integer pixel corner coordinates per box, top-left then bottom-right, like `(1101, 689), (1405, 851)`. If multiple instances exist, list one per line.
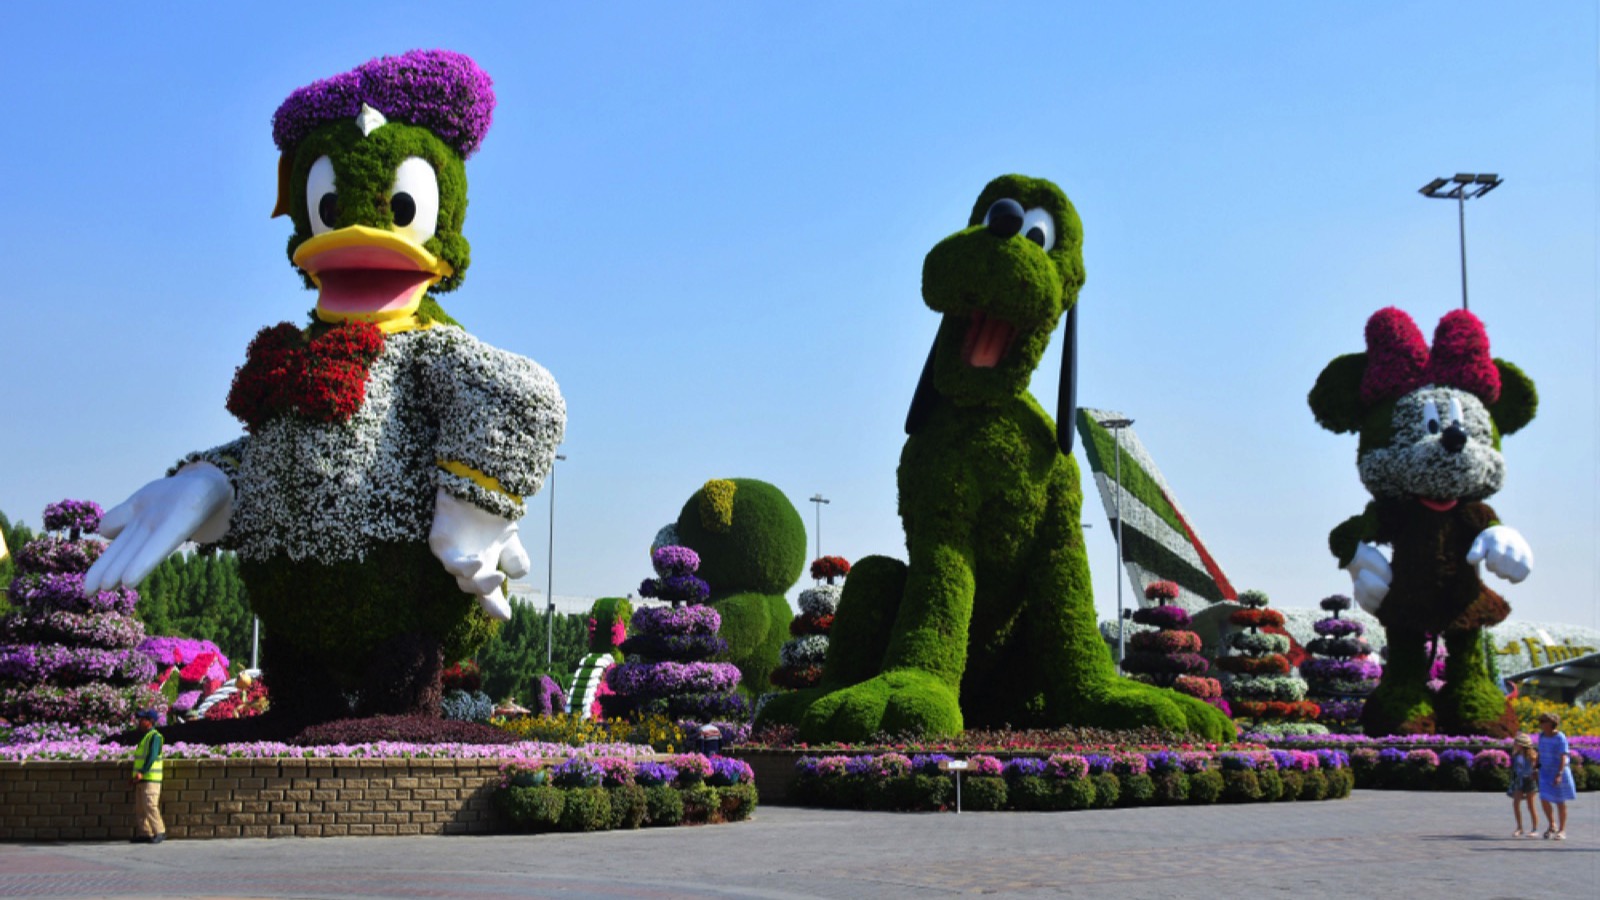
(1325, 768), (1354, 799)
(1300, 768), (1329, 801)
(1435, 764), (1472, 792)
(496, 785), (564, 832)
(680, 783), (718, 824)
(1151, 772), (1189, 805)
(719, 782), (758, 821)
(1089, 773), (1120, 809)
(1118, 773), (1155, 806)
(1471, 764), (1512, 792)
(644, 783), (684, 826)
(1189, 769), (1224, 804)
(1256, 767), (1284, 802)
(1008, 775), (1054, 811)
(606, 783), (648, 829)
(1277, 770), (1303, 801)
(1221, 769), (1262, 802)
(963, 776), (1008, 811)
(1054, 777), (1096, 811)
(558, 787), (612, 832)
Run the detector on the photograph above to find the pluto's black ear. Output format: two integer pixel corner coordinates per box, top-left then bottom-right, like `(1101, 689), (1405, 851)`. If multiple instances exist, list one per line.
(1056, 304), (1077, 454)
(905, 338), (939, 436)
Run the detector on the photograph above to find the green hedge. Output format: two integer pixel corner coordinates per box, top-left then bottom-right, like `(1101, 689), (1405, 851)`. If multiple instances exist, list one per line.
(495, 781), (756, 833)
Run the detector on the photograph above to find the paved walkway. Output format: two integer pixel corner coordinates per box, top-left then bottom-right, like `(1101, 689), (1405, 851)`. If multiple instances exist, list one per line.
(1, 792), (1595, 898)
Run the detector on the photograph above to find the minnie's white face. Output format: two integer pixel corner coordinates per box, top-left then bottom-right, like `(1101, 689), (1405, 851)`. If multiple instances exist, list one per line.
(1358, 385), (1504, 504)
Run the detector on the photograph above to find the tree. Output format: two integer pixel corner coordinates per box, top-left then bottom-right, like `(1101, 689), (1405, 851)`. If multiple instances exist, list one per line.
(0, 510), (40, 613)
(133, 551), (254, 665)
(475, 602), (588, 705)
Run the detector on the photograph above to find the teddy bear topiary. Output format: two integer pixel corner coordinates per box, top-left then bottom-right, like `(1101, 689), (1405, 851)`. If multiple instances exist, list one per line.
(1308, 307), (1536, 736)
(658, 479), (803, 699)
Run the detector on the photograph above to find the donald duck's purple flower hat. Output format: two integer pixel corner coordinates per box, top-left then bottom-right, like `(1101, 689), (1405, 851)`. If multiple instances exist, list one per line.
(272, 49), (495, 158)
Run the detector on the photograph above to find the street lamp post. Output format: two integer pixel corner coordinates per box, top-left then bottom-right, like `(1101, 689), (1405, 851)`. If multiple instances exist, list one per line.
(545, 453), (566, 668)
(1419, 173), (1502, 311)
(1098, 417), (1134, 667)
(809, 494), (830, 562)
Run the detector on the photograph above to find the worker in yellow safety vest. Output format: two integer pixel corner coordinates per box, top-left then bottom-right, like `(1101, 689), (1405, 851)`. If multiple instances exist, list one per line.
(129, 709), (165, 844)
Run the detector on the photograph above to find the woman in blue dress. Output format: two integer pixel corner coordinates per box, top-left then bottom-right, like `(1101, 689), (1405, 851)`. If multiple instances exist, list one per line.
(1536, 712), (1576, 840)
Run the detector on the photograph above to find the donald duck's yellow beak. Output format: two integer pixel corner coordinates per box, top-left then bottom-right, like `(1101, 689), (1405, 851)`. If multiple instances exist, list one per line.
(293, 226), (454, 326)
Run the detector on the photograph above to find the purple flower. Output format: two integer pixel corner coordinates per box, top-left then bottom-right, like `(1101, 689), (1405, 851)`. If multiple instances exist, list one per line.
(910, 753), (953, 775)
(1218, 753), (1259, 771)
(1003, 757), (1049, 779)
(1301, 657), (1382, 681)
(631, 605), (721, 637)
(1130, 605), (1191, 629)
(1144, 750), (1183, 774)
(634, 760), (679, 786)
(708, 756), (754, 786)
(1082, 753), (1116, 775)
(550, 757), (602, 788)
(42, 500), (103, 537)
(272, 50), (496, 158)
(651, 545), (701, 578)
(1313, 618), (1366, 637)
(1438, 749), (1475, 768)
(1315, 749), (1350, 770)
(606, 661), (742, 698)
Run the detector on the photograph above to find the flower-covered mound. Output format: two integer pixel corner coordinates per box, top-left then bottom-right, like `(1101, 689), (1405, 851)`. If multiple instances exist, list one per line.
(1248, 732), (1600, 793)
(494, 752), (757, 832)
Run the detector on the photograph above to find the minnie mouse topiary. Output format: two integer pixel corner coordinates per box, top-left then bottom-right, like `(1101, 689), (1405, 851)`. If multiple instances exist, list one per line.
(1308, 307), (1536, 736)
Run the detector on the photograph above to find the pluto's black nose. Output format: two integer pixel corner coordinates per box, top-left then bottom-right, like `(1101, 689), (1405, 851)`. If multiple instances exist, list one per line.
(1441, 424), (1468, 454)
(985, 198), (1024, 238)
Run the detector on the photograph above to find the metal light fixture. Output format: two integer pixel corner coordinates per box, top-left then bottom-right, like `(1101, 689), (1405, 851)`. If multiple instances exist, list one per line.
(545, 453), (566, 667)
(809, 493), (830, 562)
(1419, 173), (1502, 311)
(1097, 417), (1134, 666)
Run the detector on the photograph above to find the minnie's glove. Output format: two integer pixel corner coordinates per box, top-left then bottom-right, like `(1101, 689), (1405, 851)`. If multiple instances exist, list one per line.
(1467, 525), (1533, 584)
(428, 488), (531, 621)
(84, 463), (234, 593)
(1346, 542), (1392, 616)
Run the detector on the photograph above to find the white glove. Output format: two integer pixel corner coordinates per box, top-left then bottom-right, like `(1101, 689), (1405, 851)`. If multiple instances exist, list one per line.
(1347, 542), (1392, 616)
(84, 463), (234, 593)
(1466, 525), (1533, 584)
(428, 488), (531, 621)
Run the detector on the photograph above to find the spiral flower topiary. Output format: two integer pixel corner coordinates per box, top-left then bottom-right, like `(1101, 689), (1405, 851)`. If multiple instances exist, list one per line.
(1121, 581), (1225, 712)
(1219, 589), (1325, 736)
(1301, 594), (1381, 731)
(0, 500), (158, 728)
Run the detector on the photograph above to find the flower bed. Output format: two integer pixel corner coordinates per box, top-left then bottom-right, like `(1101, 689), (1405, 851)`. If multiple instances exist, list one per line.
(781, 747), (1352, 811)
(1253, 733), (1600, 792)
(494, 753), (757, 831)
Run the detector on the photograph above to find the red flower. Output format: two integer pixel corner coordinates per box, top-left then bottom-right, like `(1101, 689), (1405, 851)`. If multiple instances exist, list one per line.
(226, 321), (386, 431)
(809, 556), (851, 582)
(1144, 581), (1180, 603)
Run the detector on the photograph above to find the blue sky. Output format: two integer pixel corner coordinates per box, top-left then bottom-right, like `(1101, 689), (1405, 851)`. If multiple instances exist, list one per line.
(2, 2), (1595, 629)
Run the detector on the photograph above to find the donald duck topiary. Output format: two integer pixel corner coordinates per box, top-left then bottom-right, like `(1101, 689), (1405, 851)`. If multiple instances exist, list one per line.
(1309, 307), (1535, 736)
(83, 50), (565, 726)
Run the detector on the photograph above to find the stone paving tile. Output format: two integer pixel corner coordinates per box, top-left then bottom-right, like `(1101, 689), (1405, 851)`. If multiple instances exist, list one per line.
(0, 792), (1595, 899)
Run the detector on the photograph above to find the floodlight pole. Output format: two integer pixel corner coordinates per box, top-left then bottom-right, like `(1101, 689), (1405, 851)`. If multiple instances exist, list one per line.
(809, 493), (830, 562)
(545, 453), (566, 667)
(1099, 417), (1134, 666)
(1419, 174), (1502, 312)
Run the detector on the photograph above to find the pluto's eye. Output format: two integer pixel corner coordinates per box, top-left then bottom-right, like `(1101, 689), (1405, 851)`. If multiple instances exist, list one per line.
(1423, 400), (1442, 435)
(389, 157), (439, 242)
(1021, 208), (1056, 251)
(306, 156), (338, 234)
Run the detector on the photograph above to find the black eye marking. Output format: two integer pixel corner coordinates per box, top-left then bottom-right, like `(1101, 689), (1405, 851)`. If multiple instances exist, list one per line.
(391, 192), (416, 227)
(318, 193), (339, 229)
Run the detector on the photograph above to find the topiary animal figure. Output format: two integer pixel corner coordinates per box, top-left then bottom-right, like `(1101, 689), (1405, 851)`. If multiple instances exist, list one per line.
(662, 479), (803, 697)
(81, 51), (565, 729)
(1308, 307), (1536, 737)
(756, 175), (1233, 742)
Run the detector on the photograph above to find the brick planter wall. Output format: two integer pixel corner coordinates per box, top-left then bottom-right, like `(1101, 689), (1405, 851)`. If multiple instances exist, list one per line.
(727, 749), (803, 804)
(0, 758), (505, 841)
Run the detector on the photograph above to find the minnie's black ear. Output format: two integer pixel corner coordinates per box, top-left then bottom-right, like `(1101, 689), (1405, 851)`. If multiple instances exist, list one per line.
(1490, 359), (1537, 436)
(905, 338), (940, 436)
(1308, 353), (1369, 434)
(1056, 303), (1078, 454)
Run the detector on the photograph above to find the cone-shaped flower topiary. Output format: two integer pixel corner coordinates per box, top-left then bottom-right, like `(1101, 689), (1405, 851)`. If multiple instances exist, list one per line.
(604, 546), (745, 734)
(0, 500), (159, 728)
(770, 557), (850, 691)
(1121, 581), (1225, 712)
(1301, 594), (1381, 731)
(1218, 589), (1326, 736)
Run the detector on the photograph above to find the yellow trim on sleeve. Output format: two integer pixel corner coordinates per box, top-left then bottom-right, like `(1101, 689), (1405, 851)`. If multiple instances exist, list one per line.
(438, 460), (523, 503)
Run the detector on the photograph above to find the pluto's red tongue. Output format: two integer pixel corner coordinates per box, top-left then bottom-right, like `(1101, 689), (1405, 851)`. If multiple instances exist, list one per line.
(962, 311), (1016, 368)
(1418, 497), (1459, 512)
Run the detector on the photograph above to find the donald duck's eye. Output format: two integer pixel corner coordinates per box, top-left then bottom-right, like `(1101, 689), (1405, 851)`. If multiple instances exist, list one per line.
(1021, 208), (1056, 251)
(306, 156), (338, 234)
(1423, 400), (1442, 435)
(389, 157), (439, 242)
